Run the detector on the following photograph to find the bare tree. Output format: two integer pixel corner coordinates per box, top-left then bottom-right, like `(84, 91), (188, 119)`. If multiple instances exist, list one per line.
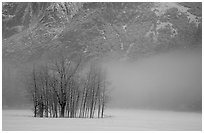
(30, 66), (38, 117)
(26, 55), (109, 118)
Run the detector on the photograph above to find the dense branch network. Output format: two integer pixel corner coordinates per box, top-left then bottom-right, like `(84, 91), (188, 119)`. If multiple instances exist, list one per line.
(26, 54), (109, 118)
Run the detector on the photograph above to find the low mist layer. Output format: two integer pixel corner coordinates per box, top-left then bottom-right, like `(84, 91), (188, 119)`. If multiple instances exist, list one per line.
(106, 48), (202, 111)
(2, 48), (202, 112)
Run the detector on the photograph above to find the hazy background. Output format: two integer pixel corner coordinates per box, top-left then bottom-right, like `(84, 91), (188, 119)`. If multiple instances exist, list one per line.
(106, 48), (202, 111)
(3, 47), (202, 112)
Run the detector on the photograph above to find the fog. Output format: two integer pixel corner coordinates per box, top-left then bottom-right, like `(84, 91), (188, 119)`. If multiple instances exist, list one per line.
(2, 48), (202, 112)
(105, 48), (202, 111)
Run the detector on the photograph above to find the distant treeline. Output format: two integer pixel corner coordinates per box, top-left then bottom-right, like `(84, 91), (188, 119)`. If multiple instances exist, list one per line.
(26, 53), (109, 118)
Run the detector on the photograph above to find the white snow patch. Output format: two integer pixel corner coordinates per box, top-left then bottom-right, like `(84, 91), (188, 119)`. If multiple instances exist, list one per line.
(145, 24), (157, 42)
(156, 20), (178, 37)
(145, 20), (178, 41)
(122, 25), (127, 32)
(151, 2), (201, 27)
(2, 109), (201, 131)
(126, 43), (135, 55)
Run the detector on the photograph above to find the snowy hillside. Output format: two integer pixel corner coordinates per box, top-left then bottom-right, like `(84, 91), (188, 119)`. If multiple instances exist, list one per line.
(2, 2), (201, 63)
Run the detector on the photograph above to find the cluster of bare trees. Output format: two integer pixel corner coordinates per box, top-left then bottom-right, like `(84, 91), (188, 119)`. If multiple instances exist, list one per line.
(26, 55), (108, 118)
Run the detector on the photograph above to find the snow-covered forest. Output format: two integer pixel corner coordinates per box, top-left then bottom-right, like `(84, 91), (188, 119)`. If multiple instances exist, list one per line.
(2, 2), (202, 131)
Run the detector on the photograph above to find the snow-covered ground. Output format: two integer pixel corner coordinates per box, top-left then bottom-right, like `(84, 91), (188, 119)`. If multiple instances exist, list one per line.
(2, 109), (201, 131)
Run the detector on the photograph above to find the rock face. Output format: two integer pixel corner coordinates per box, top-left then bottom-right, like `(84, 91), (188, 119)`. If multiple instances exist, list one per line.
(2, 2), (202, 63)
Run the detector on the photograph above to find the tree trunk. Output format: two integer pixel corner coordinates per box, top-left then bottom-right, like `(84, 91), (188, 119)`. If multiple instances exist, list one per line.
(55, 105), (58, 118)
(39, 102), (44, 117)
(45, 101), (49, 117)
(34, 104), (37, 117)
(97, 90), (101, 118)
(60, 104), (66, 117)
(101, 101), (104, 118)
